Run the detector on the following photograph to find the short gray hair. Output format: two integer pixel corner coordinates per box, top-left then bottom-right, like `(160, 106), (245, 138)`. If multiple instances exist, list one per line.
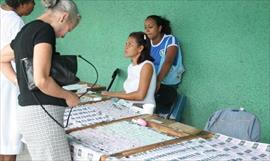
(42, 0), (81, 26)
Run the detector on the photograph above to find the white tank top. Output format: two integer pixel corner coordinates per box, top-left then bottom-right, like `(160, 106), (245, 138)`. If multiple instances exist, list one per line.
(123, 60), (156, 105)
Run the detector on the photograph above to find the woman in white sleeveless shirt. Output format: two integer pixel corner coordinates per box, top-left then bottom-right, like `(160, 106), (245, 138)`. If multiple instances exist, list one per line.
(102, 32), (156, 105)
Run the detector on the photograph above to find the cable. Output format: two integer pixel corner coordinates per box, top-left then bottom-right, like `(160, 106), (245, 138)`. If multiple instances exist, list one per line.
(20, 55), (99, 128)
(77, 55), (99, 98)
(31, 92), (72, 128)
(21, 58), (72, 128)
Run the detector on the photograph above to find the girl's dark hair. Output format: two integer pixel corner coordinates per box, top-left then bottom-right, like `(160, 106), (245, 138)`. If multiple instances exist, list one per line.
(5, 0), (34, 9)
(146, 15), (172, 34)
(129, 31), (154, 64)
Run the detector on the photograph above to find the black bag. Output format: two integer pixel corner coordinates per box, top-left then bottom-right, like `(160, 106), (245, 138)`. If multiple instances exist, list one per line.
(20, 55), (80, 91)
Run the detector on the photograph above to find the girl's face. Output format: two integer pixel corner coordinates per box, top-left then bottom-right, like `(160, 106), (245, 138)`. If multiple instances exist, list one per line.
(124, 37), (142, 58)
(20, 0), (35, 16)
(144, 18), (161, 40)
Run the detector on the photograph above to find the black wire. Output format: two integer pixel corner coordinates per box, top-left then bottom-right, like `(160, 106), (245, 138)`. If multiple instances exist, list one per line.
(21, 58), (72, 128)
(77, 55), (99, 98)
(31, 92), (72, 128)
(21, 55), (99, 128)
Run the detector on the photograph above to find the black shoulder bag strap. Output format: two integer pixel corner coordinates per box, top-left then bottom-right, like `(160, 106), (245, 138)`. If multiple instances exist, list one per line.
(20, 57), (73, 128)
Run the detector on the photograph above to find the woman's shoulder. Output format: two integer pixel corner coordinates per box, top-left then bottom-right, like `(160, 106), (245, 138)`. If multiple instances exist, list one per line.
(164, 34), (178, 41)
(24, 20), (55, 35)
(164, 34), (176, 38)
(134, 60), (154, 69)
(164, 34), (179, 46)
(0, 7), (19, 17)
(0, 8), (24, 25)
(154, 34), (178, 47)
(27, 20), (52, 28)
(141, 61), (155, 76)
(141, 60), (155, 69)
(143, 60), (154, 64)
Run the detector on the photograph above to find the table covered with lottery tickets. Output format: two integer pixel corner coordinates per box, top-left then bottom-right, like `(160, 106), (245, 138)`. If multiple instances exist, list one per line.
(63, 83), (270, 161)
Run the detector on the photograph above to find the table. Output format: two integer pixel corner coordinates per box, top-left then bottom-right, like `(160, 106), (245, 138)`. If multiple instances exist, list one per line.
(63, 83), (270, 161)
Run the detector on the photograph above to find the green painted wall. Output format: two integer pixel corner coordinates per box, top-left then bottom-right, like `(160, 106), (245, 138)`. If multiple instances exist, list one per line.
(6, 0), (270, 143)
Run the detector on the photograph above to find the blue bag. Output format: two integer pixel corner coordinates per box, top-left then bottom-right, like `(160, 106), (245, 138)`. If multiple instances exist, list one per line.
(204, 108), (261, 142)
